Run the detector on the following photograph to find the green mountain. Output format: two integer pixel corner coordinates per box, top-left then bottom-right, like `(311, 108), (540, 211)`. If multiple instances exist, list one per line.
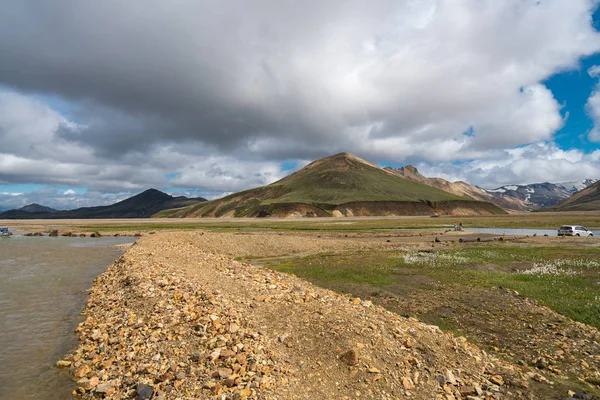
(156, 152), (505, 218)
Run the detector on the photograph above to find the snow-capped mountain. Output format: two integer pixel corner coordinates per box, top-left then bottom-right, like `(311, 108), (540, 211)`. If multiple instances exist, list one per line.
(485, 179), (597, 209)
(555, 179), (598, 193)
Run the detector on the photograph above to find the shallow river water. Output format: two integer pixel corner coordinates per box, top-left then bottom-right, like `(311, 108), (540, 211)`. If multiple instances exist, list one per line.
(0, 234), (134, 399)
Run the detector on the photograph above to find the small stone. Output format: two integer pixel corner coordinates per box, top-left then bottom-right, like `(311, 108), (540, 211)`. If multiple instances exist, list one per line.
(236, 354), (247, 365)
(489, 375), (504, 386)
(367, 367), (380, 374)
(402, 377), (414, 390)
(445, 369), (457, 385)
(74, 364), (91, 378)
(218, 368), (233, 379)
(220, 350), (236, 359)
(77, 378), (92, 391)
(95, 383), (112, 394)
(88, 376), (99, 388)
(136, 383), (154, 400)
(56, 360), (71, 368)
(278, 334), (289, 343)
(340, 349), (359, 366)
(229, 324), (240, 333)
(225, 375), (238, 387)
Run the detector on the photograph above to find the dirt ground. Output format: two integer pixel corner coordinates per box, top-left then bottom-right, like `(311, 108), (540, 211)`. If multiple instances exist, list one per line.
(58, 229), (600, 400)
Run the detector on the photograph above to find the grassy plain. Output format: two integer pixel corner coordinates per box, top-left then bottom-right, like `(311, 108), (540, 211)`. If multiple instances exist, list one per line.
(4, 210), (600, 232)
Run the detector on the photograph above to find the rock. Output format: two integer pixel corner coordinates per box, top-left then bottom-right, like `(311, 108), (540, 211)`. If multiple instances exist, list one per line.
(56, 360), (71, 368)
(489, 375), (504, 386)
(278, 334), (289, 343)
(218, 368), (233, 378)
(340, 349), (359, 366)
(88, 376), (99, 388)
(402, 376), (414, 390)
(48, 230), (59, 237)
(74, 364), (91, 378)
(95, 383), (112, 394)
(445, 369), (457, 385)
(225, 375), (238, 387)
(367, 367), (380, 374)
(136, 383), (154, 400)
(535, 357), (548, 369)
(90, 232), (102, 238)
(460, 385), (476, 395)
(236, 354), (247, 365)
(220, 350), (236, 359)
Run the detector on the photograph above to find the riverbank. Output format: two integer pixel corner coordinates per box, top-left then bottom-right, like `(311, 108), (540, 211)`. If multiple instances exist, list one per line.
(60, 231), (535, 399)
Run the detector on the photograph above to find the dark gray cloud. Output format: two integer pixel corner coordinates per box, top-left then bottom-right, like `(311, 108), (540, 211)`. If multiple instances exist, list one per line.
(1, 0), (600, 208)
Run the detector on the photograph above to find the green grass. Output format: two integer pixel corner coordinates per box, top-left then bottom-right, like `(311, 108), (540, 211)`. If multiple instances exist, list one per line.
(265, 246), (600, 329)
(270, 251), (401, 287)
(52, 211), (600, 234)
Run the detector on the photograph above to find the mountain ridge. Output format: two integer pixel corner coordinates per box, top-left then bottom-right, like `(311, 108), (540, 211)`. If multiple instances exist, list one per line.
(548, 180), (600, 211)
(156, 153), (505, 218)
(0, 189), (206, 219)
(385, 165), (529, 211)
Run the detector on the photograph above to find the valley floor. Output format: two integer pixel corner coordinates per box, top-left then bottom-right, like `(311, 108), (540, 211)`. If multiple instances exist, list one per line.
(55, 227), (600, 399)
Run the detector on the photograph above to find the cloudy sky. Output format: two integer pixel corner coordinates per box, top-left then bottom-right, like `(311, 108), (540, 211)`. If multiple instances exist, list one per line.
(2, 0), (600, 210)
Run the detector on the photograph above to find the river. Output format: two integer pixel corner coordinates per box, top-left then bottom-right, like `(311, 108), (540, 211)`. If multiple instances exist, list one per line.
(0, 234), (134, 399)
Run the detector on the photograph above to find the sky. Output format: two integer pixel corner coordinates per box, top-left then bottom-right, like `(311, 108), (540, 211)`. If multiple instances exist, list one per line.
(2, 0), (600, 210)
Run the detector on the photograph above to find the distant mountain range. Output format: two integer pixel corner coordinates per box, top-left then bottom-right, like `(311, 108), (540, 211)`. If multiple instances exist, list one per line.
(387, 165), (596, 211)
(548, 180), (600, 211)
(386, 165), (529, 211)
(156, 152), (505, 218)
(485, 180), (597, 210)
(0, 189), (206, 219)
(2, 157), (597, 220)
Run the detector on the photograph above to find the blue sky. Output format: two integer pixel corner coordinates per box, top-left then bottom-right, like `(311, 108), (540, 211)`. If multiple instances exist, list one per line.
(2, 1), (600, 211)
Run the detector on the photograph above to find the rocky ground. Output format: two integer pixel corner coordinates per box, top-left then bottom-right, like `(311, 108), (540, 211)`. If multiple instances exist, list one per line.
(58, 231), (600, 399)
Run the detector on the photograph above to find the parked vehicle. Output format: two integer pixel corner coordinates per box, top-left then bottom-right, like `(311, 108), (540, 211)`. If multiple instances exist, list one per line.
(557, 225), (594, 237)
(0, 227), (12, 237)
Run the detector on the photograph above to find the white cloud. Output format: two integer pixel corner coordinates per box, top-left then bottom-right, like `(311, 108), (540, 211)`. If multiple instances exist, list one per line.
(0, 1), (599, 207)
(589, 65), (600, 78)
(586, 86), (600, 142)
(63, 189), (76, 195)
(418, 142), (600, 188)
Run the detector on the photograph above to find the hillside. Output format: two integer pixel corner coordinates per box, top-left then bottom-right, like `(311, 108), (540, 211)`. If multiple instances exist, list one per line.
(0, 189), (206, 219)
(550, 180), (600, 211)
(388, 166), (597, 211)
(156, 153), (505, 218)
(386, 165), (528, 211)
(20, 203), (58, 213)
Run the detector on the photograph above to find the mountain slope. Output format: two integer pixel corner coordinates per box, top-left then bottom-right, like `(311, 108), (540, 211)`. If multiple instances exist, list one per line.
(156, 153), (505, 218)
(0, 189), (206, 219)
(20, 203), (58, 213)
(550, 180), (600, 211)
(386, 166), (528, 211)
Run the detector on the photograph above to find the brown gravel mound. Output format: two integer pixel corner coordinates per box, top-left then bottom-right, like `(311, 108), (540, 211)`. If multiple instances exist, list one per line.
(61, 231), (540, 399)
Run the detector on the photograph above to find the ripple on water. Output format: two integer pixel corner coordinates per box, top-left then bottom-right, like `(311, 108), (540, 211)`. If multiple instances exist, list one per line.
(0, 236), (133, 399)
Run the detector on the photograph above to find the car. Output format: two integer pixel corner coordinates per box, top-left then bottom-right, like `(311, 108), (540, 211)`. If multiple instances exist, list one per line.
(557, 225), (594, 237)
